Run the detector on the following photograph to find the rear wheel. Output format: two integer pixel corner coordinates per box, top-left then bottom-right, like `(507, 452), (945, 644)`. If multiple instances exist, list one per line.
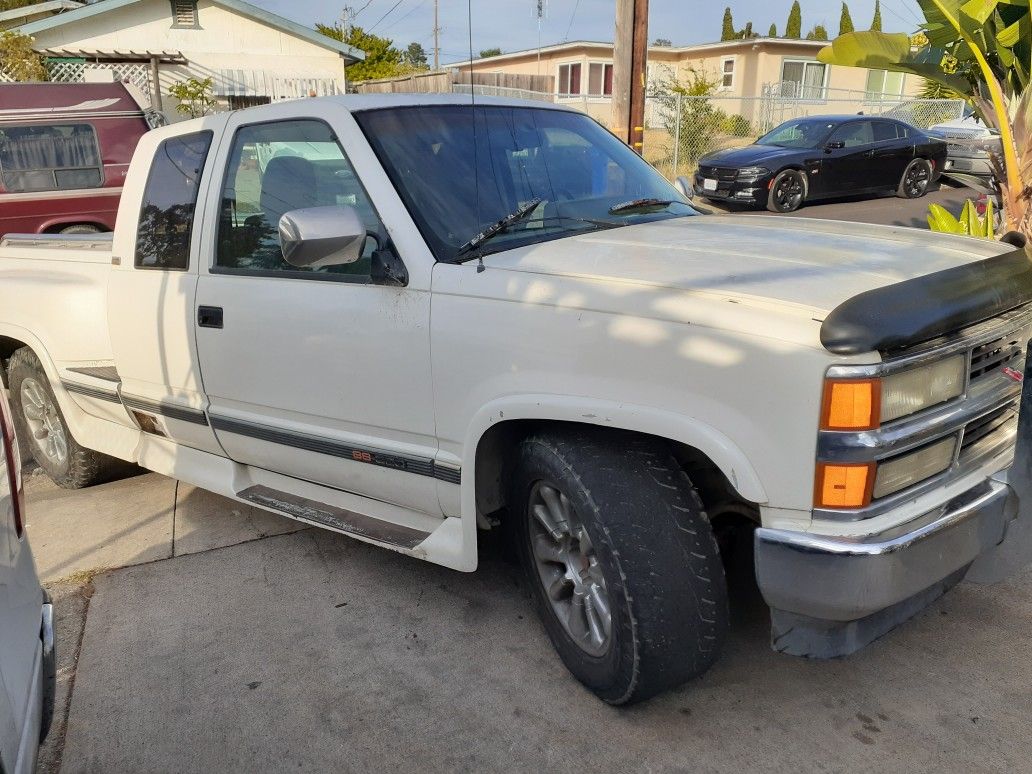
(509, 428), (729, 705)
(766, 169), (806, 213)
(897, 159), (932, 198)
(7, 348), (121, 488)
(57, 224), (102, 235)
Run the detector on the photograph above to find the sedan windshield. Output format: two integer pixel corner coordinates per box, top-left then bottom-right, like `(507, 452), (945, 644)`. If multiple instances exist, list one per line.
(756, 118), (837, 149)
(354, 104), (695, 262)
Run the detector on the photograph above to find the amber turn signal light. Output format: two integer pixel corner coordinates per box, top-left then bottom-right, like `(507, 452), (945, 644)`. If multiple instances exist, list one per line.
(814, 462), (875, 509)
(820, 378), (881, 431)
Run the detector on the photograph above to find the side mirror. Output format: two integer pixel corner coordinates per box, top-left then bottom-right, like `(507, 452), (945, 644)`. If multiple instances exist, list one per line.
(278, 205), (366, 269)
(673, 176), (694, 200)
(825, 140), (845, 151)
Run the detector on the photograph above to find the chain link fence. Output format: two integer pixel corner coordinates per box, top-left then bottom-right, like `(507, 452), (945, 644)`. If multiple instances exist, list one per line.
(643, 87), (967, 179)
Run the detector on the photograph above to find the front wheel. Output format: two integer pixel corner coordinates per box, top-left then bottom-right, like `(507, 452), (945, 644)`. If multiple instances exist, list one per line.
(7, 348), (121, 488)
(510, 429), (729, 705)
(897, 159), (932, 198)
(766, 169), (806, 213)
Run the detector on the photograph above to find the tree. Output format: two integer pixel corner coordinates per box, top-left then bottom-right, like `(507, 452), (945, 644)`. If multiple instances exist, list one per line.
(720, 7), (735, 41)
(806, 24), (829, 40)
(768, 23), (777, 37)
(785, 1), (802, 38)
(870, 0), (882, 31)
(838, 2), (854, 35)
(404, 42), (428, 69)
(652, 38), (672, 46)
(738, 22), (757, 39)
(317, 23), (408, 82)
(0, 30), (46, 81)
(478, 47), (502, 58)
(818, 0), (1032, 236)
(168, 77), (216, 118)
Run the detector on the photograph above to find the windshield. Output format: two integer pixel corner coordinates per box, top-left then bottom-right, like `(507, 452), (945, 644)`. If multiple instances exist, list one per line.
(756, 118), (837, 149)
(354, 104), (696, 262)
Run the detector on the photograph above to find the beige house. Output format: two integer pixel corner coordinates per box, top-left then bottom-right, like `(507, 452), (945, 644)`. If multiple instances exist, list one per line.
(454, 38), (924, 127)
(11, 0), (363, 117)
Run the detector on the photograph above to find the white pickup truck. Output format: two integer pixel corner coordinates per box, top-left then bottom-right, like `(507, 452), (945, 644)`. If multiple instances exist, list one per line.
(2, 94), (1031, 705)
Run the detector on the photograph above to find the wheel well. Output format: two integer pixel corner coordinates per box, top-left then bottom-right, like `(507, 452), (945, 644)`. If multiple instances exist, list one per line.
(43, 220), (106, 233)
(0, 336), (29, 388)
(473, 419), (760, 528)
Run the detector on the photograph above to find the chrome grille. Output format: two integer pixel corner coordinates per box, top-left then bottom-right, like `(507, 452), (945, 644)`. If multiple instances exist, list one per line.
(969, 335), (1023, 382)
(960, 403), (1017, 459)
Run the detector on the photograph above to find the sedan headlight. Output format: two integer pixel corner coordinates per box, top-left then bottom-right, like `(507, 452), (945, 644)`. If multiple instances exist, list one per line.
(736, 166), (770, 181)
(820, 355), (965, 430)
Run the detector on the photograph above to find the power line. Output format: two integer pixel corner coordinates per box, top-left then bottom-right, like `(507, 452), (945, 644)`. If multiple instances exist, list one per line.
(367, 0), (407, 32)
(381, 0), (427, 31)
(564, 0), (582, 42)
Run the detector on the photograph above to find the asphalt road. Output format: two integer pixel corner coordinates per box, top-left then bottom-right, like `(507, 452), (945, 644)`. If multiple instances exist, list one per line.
(699, 183), (975, 229)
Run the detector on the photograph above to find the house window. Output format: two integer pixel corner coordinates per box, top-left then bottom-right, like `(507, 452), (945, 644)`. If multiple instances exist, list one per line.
(586, 62), (613, 96)
(864, 69), (905, 100)
(720, 57), (735, 89)
(780, 60), (827, 100)
(557, 63), (582, 96)
(170, 0), (199, 28)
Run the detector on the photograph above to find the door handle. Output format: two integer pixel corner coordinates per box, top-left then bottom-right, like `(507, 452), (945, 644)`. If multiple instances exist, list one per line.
(197, 306), (223, 329)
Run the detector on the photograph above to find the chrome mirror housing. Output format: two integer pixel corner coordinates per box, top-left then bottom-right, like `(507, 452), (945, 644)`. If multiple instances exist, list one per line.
(278, 205), (366, 269)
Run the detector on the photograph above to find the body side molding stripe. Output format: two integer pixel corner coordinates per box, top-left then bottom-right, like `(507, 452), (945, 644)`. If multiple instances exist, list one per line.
(61, 381), (121, 403)
(209, 414), (460, 484)
(120, 395), (209, 425)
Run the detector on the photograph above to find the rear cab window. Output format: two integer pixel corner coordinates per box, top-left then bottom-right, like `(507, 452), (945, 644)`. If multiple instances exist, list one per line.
(0, 123), (103, 192)
(134, 131), (213, 271)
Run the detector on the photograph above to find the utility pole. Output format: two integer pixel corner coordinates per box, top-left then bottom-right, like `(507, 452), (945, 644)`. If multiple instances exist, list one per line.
(431, 0), (439, 70)
(612, 0), (648, 153)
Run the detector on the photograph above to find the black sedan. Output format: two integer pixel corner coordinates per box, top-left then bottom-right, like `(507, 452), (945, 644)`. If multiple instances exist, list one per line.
(694, 116), (947, 213)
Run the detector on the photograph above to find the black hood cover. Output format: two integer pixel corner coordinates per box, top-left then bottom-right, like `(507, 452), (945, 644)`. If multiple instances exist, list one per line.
(821, 234), (1032, 355)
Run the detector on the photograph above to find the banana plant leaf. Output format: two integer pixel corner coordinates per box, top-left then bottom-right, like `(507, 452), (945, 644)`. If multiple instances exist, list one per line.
(817, 32), (972, 93)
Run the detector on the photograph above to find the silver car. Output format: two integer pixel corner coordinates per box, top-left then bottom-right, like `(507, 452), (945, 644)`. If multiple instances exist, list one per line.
(0, 387), (54, 774)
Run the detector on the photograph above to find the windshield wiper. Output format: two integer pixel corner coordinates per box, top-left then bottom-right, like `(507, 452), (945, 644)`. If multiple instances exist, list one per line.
(608, 198), (674, 215)
(454, 198), (543, 261)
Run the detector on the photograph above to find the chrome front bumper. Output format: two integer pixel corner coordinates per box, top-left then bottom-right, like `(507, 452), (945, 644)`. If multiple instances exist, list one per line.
(754, 475), (1020, 623)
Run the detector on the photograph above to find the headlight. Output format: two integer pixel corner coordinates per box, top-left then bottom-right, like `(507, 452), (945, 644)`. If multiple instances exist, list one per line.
(736, 166), (769, 181)
(820, 355), (965, 430)
(872, 436), (956, 499)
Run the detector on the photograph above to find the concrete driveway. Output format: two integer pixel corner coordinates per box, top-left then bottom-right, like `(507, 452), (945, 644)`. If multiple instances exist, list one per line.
(24, 466), (1032, 774)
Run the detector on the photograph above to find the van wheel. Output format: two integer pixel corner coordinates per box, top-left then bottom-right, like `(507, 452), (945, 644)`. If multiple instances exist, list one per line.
(897, 159), (932, 198)
(509, 428), (729, 705)
(7, 348), (119, 488)
(766, 169), (806, 213)
(58, 224), (102, 235)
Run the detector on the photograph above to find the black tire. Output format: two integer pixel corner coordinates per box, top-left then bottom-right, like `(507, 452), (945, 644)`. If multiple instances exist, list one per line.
(57, 224), (102, 235)
(7, 348), (120, 488)
(897, 158), (932, 199)
(766, 169), (806, 213)
(509, 428), (729, 705)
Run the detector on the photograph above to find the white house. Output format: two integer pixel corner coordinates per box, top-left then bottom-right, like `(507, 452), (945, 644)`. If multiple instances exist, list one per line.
(13, 0), (363, 117)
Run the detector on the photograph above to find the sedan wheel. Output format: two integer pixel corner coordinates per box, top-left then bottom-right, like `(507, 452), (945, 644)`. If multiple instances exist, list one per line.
(766, 170), (806, 213)
(897, 159), (932, 199)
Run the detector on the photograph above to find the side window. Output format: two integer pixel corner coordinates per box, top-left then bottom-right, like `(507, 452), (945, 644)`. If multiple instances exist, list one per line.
(134, 131), (212, 270)
(829, 121), (874, 147)
(215, 119), (383, 279)
(0, 123), (103, 192)
(872, 121), (899, 142)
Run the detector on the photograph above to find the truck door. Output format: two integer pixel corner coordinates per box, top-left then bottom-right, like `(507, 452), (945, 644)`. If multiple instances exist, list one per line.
(193, 111), (440, 514)
(107, 128), (226, 455)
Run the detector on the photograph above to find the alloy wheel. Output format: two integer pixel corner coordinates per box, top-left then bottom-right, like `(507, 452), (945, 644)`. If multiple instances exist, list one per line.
(906, 163), (930, 197)
(20, 377), (68, 465)
(774, 175), (803, 211)
(527, 481), (613, 657)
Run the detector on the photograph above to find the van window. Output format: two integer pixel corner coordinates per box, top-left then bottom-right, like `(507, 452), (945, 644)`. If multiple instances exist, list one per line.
(0, 123), (103, 192)
(135, 131), (213, 270)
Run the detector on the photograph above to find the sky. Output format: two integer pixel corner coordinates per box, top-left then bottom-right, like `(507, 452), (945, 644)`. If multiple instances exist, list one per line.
(257, 0), (926, 64)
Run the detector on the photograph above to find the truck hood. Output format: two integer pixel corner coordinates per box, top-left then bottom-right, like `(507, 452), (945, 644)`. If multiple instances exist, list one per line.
(483, 214), (1009, 318)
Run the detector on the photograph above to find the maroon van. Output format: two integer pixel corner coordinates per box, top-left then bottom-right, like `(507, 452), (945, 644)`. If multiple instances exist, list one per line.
(0, 82), (156, 236)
